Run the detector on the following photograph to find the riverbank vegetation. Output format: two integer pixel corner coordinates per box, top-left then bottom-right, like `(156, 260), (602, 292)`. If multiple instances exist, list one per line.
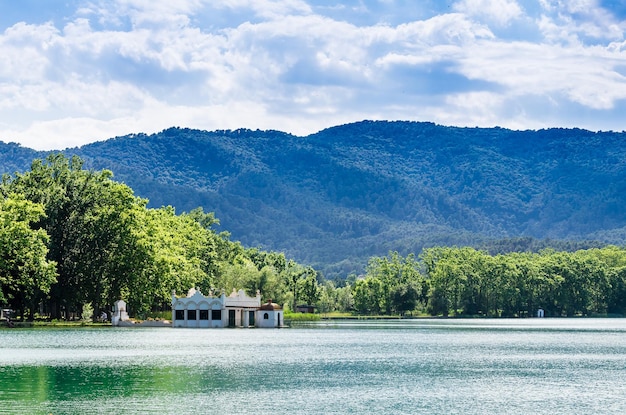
(0, 155), (317, 321)
(2, 155), (626, 321)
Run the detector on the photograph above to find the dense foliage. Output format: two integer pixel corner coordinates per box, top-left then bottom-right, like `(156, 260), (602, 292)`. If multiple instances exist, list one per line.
(1, 121), (626, 280)
(330, 246), (626, 317)
(420, 246), (626, 317)
(2, 156), (626, 319)
(0, 155), (318, 320)
(0, 194), (57, 316)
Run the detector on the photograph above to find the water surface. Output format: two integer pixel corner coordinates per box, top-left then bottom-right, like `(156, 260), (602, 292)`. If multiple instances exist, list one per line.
(1, 319), (625, 414)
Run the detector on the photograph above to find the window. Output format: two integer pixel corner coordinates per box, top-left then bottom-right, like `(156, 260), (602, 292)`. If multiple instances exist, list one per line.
(187, 310), (196, 320)
(199, 310), (209, 320)
(175, 310), (184, 320)
(211, 310), (222, 320)
(264, 313), (269, 320)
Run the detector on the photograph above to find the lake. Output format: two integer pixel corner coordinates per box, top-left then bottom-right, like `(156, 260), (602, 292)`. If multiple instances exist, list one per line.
(1, 318), (625, 414)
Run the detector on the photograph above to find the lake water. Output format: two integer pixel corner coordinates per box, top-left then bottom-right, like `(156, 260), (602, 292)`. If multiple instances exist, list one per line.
(1, 319), (625, 414)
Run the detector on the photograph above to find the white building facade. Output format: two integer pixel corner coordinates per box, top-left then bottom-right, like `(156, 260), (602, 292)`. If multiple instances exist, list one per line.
(171, 288), (283, 328)
(257, 301), (283, 328)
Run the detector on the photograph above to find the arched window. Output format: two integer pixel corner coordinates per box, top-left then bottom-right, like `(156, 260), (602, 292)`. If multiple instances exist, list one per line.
(264, 313), (269, 320)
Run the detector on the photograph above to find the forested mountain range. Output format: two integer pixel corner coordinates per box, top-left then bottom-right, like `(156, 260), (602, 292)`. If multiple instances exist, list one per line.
(1, 121), (624, 278)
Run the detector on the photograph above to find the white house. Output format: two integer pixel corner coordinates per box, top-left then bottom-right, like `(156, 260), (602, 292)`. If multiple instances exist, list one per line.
(257, 300), (283, 328)
(171, 288), (283, 328)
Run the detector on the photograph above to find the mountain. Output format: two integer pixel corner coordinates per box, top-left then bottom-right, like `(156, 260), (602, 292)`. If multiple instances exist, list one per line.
(1, 121), (625, 278)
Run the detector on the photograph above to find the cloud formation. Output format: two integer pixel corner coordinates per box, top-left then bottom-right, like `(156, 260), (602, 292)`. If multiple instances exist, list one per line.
(0, 0), (625, 149)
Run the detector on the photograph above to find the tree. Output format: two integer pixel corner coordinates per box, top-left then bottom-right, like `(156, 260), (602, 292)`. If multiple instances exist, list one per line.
(75, 181), (151, 319)
(281, 262), (317, 311)
(607, 266), (626, 315)
(352, 277), (384, 315)
(128, 206), (210, 315)
(297, 270), (321, 307)
(336, 284), (355, 312)
(365, 251), (425, 315)
(185, 207), (222, 290)
(0, 195), (57, 320)
(318, 281), (337, 314)
(1, 154), (156, 319)
(421, 247), (469, 316)
(390, 283), (419, 315)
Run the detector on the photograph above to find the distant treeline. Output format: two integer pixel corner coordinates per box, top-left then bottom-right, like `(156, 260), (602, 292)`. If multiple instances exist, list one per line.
(348, 246), (626, 317)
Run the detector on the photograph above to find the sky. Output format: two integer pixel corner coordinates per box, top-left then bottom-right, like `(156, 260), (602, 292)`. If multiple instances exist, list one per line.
(1, 0), (626, 150)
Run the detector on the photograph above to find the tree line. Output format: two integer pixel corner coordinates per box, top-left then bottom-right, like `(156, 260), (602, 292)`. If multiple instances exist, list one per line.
(345, 246), (626, 317)
(0, 155), (320, 321)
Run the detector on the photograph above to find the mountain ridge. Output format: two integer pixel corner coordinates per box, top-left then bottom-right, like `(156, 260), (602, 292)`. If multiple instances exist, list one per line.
(1, 120), (625, 278)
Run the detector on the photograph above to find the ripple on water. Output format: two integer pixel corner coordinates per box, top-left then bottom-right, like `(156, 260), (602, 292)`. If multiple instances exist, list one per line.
(1, 319), (626, 414)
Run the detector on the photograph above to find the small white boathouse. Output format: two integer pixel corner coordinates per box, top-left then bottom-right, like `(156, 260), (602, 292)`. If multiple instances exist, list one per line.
(171, 288), (283, 328)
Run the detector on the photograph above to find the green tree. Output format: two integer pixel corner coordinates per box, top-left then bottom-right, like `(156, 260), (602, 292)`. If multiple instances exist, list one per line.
(318, 281), (337, 314)
(332, 283), (354, 313)
(1, 154), (159, 319)
(129, 206), (210, 315)
(281, 262), (316, 311)
(297, 270), (321, 307)
(1, 154), (320, 321)
(390, 282), (420, 315)
(246, 265), (285, 304)
(185, 207), (221, 289)
(422, 247), (469, 316)
(366, 251), (425, 315)
(607, 266), (626, 314)
(0, 195), (57, 320)
(352, 277), (384, 315)
(218, 255), (259, 295)
(76, 181), (151, 319)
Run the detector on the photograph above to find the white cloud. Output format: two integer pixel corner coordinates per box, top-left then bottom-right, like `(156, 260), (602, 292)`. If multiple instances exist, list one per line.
(82, 0), (204, 28)
(211, 0), (313, 19)
(0, 22), (58, 82)
(441, 91), (508, 126)
(451, 37), (626, 109)
(1, 0), (626, 150)
(538, 0), (625, 43)
(453, 0), (523, 26)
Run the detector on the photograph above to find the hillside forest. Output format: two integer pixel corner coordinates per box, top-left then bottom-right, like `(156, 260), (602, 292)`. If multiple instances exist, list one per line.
(1, 121), (626, 279)
(2, 154), (626, 320)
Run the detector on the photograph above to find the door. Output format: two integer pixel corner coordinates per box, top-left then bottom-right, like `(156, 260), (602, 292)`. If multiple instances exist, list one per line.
(228, 309), (236, 327)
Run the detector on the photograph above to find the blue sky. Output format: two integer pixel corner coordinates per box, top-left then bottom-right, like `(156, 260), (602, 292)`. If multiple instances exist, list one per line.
(1, 0), (626, 150)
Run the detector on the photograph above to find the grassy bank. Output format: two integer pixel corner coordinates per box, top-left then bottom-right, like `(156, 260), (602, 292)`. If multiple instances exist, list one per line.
(2, 320), (112, 328)
(284, 312), (320, 322)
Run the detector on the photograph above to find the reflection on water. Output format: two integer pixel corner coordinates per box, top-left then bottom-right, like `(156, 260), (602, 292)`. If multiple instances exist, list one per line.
(1, 319), (625, 414)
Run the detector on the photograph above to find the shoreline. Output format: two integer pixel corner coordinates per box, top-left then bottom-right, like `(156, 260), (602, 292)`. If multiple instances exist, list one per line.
(3, 313), (625, 329)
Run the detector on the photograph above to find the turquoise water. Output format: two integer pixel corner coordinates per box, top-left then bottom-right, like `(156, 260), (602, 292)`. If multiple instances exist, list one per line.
(1, 319), (625, 414)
